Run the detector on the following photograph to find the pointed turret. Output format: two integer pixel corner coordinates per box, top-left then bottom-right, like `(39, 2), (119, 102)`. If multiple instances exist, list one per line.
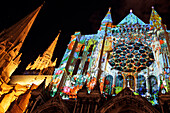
(50, 58), (58, 67)
(43, 31), (60, 59)
(26, 62), (32, 70)
(9, 88), (32, 113)
(24, 32), (60, 74)
(0, 3), (43, 83)
(149, 6), (162, 29)
(0, 3), (43, 55)
(0, 90), (15, 112)
(14, 53), (22, 64)
(31, 77), (46, 96)
(101, 7), (113, 24)
(98, 7), (113, 34)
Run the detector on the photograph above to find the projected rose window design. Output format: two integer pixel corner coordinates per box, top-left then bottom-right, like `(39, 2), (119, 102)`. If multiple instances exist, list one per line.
(108, 42), (154, 72)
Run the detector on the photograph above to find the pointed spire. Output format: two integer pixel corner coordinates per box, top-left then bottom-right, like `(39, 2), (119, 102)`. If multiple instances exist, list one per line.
(149, 6), (162, 29)
(50, 58), (58, 67)
(14, 53), (22, 64)
(43, 31), (61, 58)
(17, 90), (32, 112)
(0, 90), (15, 112)
(31, 77), (46, 95)
(91, 81), (101, 94)
(25, 31), (60, 71)
(26, 62), (32, 70)
(30, 55), (41, 70)
(0, 3), (43, 61)
(101, 7), (113, 24)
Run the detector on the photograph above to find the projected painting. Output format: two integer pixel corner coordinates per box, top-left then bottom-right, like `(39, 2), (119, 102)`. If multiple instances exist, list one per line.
(50, 7), (170, 106)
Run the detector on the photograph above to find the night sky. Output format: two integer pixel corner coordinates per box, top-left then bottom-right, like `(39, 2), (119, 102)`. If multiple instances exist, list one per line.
(0, 0), (170, 74)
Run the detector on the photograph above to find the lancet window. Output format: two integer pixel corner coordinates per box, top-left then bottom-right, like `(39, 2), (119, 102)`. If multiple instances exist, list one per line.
(104, 75), (113, 95)
(72, 45), (85, 75)
(148, 75), (158, 94)
(137, 75), (146, 95)
(115, 74), (124, 87)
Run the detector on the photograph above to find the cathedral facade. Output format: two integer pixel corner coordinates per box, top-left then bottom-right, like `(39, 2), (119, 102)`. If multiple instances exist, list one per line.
(0, 3), (170, 113)
(48, 7), (170, 113)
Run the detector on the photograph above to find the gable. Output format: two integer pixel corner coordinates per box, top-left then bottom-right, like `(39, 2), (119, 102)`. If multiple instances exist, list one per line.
(118, 12), (146, 26)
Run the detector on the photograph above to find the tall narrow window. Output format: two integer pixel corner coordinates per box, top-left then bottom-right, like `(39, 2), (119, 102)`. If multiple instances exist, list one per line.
(82, 45), (93, 75)
(116, 74), (124, 87)
(148, 75), (158, 95)
(79, 45), (85, 57)
(82, 61), (89, 75)
(87, 45), (93, 56)
(137, 75), (146, 95)
(104, 75), (113, 95)
(115, 74), (124, 94)
(72, 59), (81, 75)
(72, 45), (85, 75)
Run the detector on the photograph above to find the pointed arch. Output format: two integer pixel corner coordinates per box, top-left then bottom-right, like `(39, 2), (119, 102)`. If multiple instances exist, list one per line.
(115, 74), (124, 87)
(115, 74), (124, 94)
(137, 75), (146, 95)
(72, 45), (85, 75)
(148, 75), (158, 94)
(97, 88), (159, 113)
(32, 97), (69, 113)
(104, 75), (113, 95)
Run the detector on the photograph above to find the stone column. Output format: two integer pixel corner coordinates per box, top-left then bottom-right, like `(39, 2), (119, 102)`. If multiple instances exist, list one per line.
(123, 74), (126, 88)
(145, 76), (149, 94)
(134, 76), (137, 91)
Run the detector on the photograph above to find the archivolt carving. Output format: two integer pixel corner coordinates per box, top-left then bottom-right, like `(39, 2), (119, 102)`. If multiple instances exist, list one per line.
(33, 101), (69, 113)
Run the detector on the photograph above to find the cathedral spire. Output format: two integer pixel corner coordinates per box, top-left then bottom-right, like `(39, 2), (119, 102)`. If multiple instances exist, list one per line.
(101, 7), (113, 24)
(25, 31), (60, 73)
(43, 31), (61, 58)
(0, 3), (44, 55)
(98, 7), (113, 33)
(149, 6), (162, 29)
(0, 3), (43, 83)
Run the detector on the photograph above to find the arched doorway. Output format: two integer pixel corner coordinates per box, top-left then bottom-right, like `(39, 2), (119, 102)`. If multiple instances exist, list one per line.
(97, 87), (160, 113)
(39, 106), (63, 113)
(32, 101), (69, 113)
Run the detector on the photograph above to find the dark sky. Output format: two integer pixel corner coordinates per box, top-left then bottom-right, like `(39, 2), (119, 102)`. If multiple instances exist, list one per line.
(0, 0), (170, 74)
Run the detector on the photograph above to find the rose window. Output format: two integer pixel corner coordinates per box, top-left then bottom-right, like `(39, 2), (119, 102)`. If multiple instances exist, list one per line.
(108, 42), (154, 72)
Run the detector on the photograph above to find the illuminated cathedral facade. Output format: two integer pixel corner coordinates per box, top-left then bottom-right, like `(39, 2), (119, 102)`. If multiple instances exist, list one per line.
(0, 3), (170, 113)
(49, 7), (170, 112)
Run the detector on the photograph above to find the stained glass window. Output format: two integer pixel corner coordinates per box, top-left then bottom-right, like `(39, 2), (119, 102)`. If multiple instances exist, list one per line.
(115, 74), (124, 94)
(104, 75), (113, 95)
(137, 75), (146, 95)
(148, 75), (158, 94)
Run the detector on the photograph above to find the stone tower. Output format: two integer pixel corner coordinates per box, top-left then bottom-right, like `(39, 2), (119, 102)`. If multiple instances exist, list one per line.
(0, 4), (43, 83)
(24, 32), (60, 75)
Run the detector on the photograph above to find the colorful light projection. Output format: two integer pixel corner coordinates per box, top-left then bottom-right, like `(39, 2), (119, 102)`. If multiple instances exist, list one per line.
(108, 41), (155, 72)
(50, 8), (170, 106)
